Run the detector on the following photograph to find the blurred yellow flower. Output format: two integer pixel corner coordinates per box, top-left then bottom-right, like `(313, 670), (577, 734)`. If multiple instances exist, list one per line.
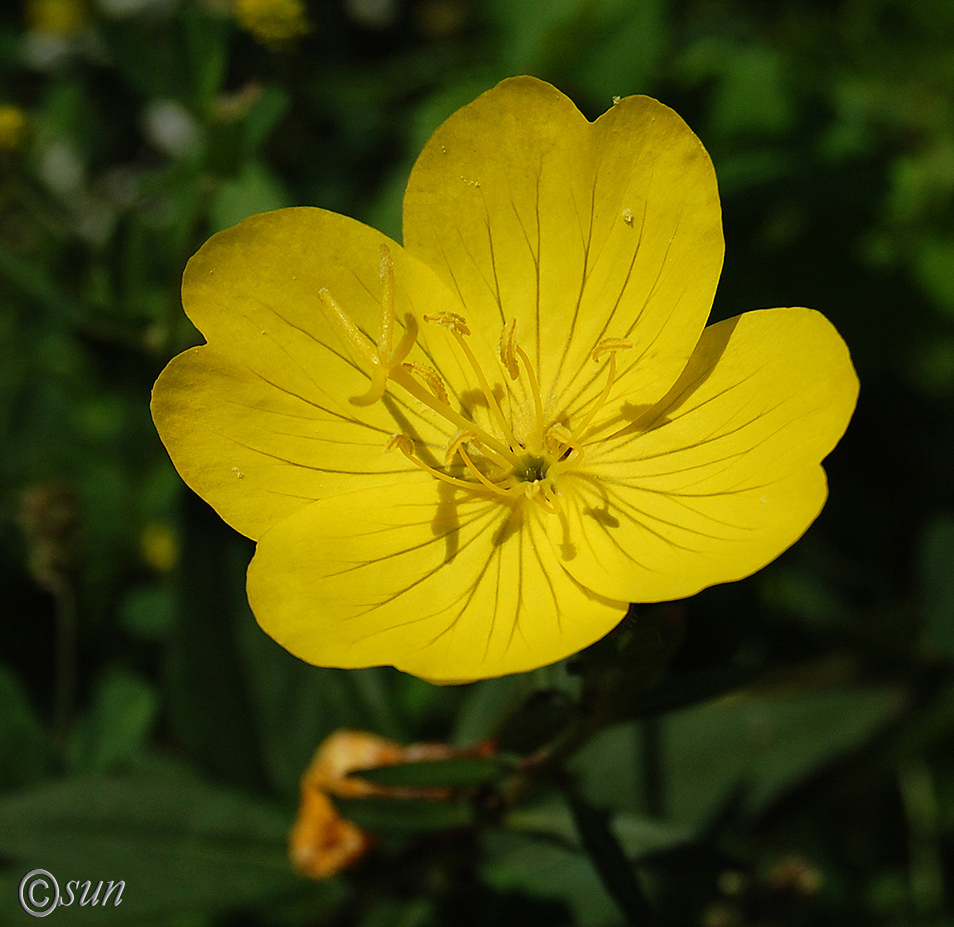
(0, 105), (28, 151)
(140, 522), (178, 573)
(290, 730), (457, 879)
(26, 0), (89, 35)
(152, 77), (858, 683)
(234, 0), (310, 44)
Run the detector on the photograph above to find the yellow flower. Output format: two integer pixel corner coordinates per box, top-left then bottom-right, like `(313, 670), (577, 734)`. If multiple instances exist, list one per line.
(140, 522), (178, 573)
(234, 0), (310, 44)
(0, 105), (28, 151)
(26, 0), (89, 35)
(151, 77), (858, 683)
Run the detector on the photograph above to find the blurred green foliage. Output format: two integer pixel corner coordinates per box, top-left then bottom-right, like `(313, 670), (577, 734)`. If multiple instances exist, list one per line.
(2, 0), (954, 924)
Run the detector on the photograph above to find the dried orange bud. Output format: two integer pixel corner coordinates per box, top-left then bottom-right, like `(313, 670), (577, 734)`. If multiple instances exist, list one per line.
(289, 789), (371, 880)
(289, 730), (462, 879)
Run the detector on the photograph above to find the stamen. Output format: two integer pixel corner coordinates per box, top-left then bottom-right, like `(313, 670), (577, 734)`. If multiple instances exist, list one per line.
(500, 319), (545, 453)
(389, 315), (417, 368)
(389, 433), (517, 498)
(591, 338), (633, 361)
(568, 338), (632, 444)
(424, 312), (520, 454)
(458, 446), (517, 498)
(391, 365), (522, 468)
(445, 429), (514, 472)
(444, 430), (479, 466)
(404, 362), (449, 405)
(423, 311), (470, 336)
(543, 481), (564, 516)
(388, 434), (495, 493)
(545, 480), (575, 558)
(349, 366), (389, 407)
(523, 479), (557, 514)
(499, 319), (519, 380)
(515, 344), (544, 453)
(545, 423), (586, 470)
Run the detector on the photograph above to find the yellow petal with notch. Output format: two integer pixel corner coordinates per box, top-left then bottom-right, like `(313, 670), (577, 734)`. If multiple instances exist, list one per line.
(548, 308), (859, 602)
(403, 76), (724, 428)
(152, 208), (471, 540)
(247, 481), (627, 683)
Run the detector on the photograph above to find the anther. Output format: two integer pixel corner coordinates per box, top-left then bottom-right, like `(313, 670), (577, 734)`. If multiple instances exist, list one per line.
(425, 312), (520, 453)
(444, 430), (478, 466)
(523, 479), (557, 515)
(403, 363), (449, 405)
(387, 434), (414, 455)
(591, 338), (633, 362)
(500, 319), (544, 452)
(423, 311), (470, 336)
(499, 319), (519, 380)
(545, 423), (585, 468)
(568, 338), (633, 444)
(389, 432), (513, 495)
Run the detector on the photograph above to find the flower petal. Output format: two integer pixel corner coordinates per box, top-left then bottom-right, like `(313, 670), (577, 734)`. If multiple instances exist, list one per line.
(403, 76), (723, 425)
(152, 208), (469, 540)
(549, 308), (859, 602)
(246, 482), (627, 683)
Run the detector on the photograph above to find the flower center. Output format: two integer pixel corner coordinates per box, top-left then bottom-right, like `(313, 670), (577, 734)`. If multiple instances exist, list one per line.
(320, 246), (630, 512)
(514, 454), (549, 483)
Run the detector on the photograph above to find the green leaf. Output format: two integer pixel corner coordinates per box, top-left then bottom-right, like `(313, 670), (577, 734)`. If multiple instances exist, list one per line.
(183, 6), (230, 111)
(0, 758), (304, 922)
(208, 161), (292, 234)
(452, 674), (530, 747)
(575, 688), (901, 830)
(243, 87), (292, 157)
(0, 245), (86, 329)
(919, 515), (954, 658)
(914, 236), (954, 316)
(332, 795), (474, 833)
(350, 755), (511, 790)
(237, 616), (400, 799)
(119, 583), (174, 641)
(0, 663), (51, 789)
(483, 831), (620, 927)
(567, 792), (656, 926)
(571, 0), (668, 101)
(710, 44), (796, 138)
(67, 667), (158, 774)
(505, 801), (690, 858)
(347, 668), (406, 740)
(166, 499), (265, 790)
(623, 663), (763, 721)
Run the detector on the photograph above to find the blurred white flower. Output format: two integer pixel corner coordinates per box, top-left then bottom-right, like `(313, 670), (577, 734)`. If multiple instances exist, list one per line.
(344, 0), (398, 29)
(96, 0), (175, 16)
(142, 99), (202, 158)
(38, 141), (85, 195)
